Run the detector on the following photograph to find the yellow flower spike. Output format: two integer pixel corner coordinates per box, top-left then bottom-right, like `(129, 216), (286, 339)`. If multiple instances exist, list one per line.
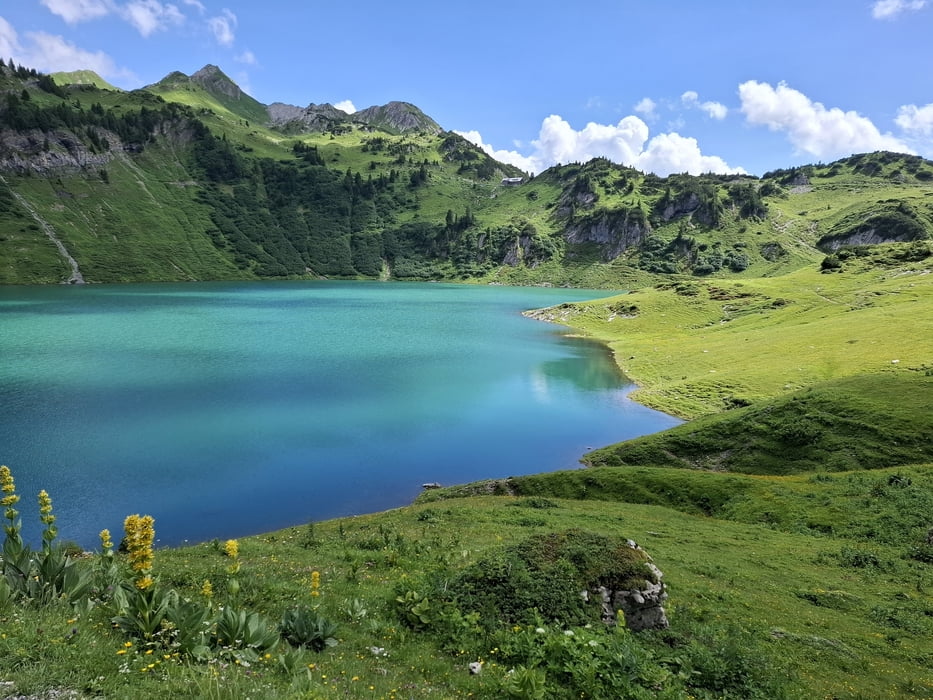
(123, 514), (155, 589)
(37, 490), (53, 519)
(99, 529), (113, 552)
(0, 465), (20, 520)
(0, 465), (15, 496)
(223, 539), (239, 559)
(201, 579), (213, 598)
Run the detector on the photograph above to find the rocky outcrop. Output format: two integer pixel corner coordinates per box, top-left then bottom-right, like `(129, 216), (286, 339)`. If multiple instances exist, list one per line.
(564, 208), (651, 260)
(817, 210), (929, 251)
(659, 191), (701, 222)
(578, 539), (669, 631)
(351, 102), (441, 135)
(267, 102), (349, 131)
(190, 64), (244, 101)
(0, 129), (114, 174)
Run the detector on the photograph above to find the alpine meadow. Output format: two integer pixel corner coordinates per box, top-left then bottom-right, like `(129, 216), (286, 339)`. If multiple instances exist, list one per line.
(0, 59), (932, 700)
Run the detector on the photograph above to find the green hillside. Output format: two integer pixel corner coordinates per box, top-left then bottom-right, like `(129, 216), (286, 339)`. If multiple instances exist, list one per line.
(2, 62), (932, 286)
(51, 69), (120, 91)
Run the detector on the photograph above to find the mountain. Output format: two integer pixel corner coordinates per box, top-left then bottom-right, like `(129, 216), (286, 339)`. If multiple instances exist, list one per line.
(145, 64), (269, 124)
(266, 101), (349, 132)
(350, 101), (442, 135)
(0, 61), (932, 285)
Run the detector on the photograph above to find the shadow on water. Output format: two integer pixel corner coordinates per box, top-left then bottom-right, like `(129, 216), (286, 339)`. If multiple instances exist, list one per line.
(539, 334), (632, 393)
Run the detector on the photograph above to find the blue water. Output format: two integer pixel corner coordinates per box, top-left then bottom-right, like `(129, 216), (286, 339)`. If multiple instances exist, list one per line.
(0, 281), (680, 548)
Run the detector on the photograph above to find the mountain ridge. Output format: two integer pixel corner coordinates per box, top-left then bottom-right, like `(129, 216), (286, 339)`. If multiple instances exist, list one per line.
(0, 61), (932, 285)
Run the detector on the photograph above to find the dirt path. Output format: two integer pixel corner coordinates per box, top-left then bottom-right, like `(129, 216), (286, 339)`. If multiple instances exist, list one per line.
(0, 174), (85, 284)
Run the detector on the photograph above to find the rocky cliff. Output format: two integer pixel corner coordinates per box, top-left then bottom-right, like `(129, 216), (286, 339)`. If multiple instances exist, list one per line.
(564, 207), (652, 261)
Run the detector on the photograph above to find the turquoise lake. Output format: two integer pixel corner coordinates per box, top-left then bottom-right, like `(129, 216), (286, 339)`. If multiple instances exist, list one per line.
(0, 281), (681, 547)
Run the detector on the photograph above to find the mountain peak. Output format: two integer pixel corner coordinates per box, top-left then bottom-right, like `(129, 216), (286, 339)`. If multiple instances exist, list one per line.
(190, 64), (242, 101)
(352, 101), (441, 135)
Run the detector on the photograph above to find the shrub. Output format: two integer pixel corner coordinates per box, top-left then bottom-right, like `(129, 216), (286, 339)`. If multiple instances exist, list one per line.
(444, 530), (654, 627)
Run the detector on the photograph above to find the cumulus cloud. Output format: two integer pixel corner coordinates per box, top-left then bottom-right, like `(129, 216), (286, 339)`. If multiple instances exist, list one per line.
(457, 114), (744, 177)
(235, 49), (256, 65)
(40, 0), (110, 24)
(27, 30), (124, 76)
(0, 16), (20, 59)
(895, 103), (933, 135)
(0, 18), (131, 82)
(454, 129), (540, 174)
(871, 0), (926, 19)
(681, 90), (728, 120)
(334, 100), (357, 114)
(181, 0), (206, 12)
(207, 8), (236, 46)
(634, 97), (657, 119)
(121, 0), (185, 37)
(738, 80), (913, 158)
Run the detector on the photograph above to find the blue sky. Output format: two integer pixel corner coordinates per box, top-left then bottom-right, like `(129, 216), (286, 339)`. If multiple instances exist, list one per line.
(1, 0), (932, 176)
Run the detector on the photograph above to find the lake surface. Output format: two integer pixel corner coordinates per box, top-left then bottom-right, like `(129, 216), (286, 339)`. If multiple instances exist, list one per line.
(0, 281), (681, 548)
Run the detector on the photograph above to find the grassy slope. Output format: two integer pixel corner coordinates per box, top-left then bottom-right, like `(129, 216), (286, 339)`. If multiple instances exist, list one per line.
(9, 149), (245, 283)
(531, 242), (933, 419)
(584, 372), (933, 474)
(1, 491), (930, 699)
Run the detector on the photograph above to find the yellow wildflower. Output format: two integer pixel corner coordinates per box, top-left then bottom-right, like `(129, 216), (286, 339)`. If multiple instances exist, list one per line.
(99, 529), (113, 552)
(310, 570), (321, 597)
(123, 514), (155, 588)
(223, 539), (239, 559)
(38, 490), (54, 524)
(201, 579), (213, 598)
(0, 465), (20, 517)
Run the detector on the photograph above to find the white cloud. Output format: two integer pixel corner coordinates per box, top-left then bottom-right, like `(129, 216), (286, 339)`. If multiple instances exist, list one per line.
(895, 103), (933, 135)
(455, 129), (540, 174)
(120, 0), (185, 37)
(0, 17), (133, 81)
(39, 0), (110, 24)
(681, 90), (728, 120)
(26, 30), (124, 76)
(639, 131), (740, 176)
(334, 100), (357, 114)
(457, 115), (744, 177)
(738, 80), (913, 158)
(871, 0), (926, 19)
(0, 16), (21, 59)
(634, 97), (657, 119)
(207, 8), (236, 46)
(181, 0), (206, 12)
(235, 49), (256, 65)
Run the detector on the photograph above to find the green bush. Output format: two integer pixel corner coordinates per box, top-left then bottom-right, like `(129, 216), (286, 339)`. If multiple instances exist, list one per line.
(444, 530), (654, 627)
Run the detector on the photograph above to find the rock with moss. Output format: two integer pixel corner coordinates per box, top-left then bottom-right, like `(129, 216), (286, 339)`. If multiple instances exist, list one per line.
(446, 529), (668, 631)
